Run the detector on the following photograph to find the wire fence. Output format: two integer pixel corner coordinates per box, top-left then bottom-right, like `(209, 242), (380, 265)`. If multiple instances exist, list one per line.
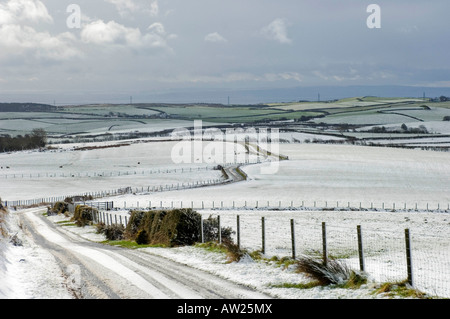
(111, 199), (449, 213)
(92, 208), (450, 298)
(221, 214), (450, 299)
(0, 165), (220, 180)
(3, 178), (230, 208)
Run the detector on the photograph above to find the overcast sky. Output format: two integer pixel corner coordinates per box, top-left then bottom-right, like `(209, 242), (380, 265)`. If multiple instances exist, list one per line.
(0, 0), (449, 103)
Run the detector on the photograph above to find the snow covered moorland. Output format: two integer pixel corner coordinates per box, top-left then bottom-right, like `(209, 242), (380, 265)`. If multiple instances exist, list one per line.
(1, 135), (450, 299)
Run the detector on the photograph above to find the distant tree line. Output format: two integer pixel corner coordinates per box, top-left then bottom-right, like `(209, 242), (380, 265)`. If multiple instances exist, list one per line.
(366, 124), (428, 134)
(0, 128), (47, 152)
(0, 103), (56, 112)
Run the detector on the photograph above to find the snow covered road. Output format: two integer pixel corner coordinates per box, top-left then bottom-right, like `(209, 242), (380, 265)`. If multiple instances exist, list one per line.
(16, 208), (272, 299)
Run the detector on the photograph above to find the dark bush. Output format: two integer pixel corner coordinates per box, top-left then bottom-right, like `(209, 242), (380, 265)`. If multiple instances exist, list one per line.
(202, 215), (234, 243)
(96, 222), (106, 234)
(136, 229), (149, 245)
(73, 205), (97, 227)
(125, 208), (202, 246)
(124, 210), (146, 239)
(50, 201), (69, 215)
(99, 223), (125, 241)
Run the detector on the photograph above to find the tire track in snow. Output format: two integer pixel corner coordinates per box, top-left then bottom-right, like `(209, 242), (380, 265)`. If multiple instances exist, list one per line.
(21, 208), (179, 298)
(19, 208), (272, 299)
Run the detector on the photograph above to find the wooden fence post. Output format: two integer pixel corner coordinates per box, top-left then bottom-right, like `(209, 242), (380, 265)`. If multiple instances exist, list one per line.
(357, 225), (365, 272)
(217, 215), (222, 244)
(291, 219), (296, 260)
(405, 229), (414, 287)
(236, 215), (240, 249)
(261, 217), (265, 254)
(322, 222), (327, 265)
(200, 216), (204, 243)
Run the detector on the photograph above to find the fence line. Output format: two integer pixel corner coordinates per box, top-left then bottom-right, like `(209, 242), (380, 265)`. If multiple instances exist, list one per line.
(0, 159), (264, 180)
(1, 166), (215, 179)
(6, 195), (449, 214)
(3, 178), (229, 208)
(85, 209), (450, 298)
(224, 215), (449, 298)
(110, 199), (449, 213)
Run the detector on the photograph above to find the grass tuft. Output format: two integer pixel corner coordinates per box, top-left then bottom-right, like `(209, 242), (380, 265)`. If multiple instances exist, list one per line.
(295, 255), (356, 286)
(196, 240), (246, 263)
(271, 281), (322, 289)
(372, 280), (432, 299)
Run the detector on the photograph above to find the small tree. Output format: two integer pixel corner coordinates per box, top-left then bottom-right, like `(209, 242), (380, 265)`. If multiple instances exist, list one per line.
(31, 128), (47, 148)
(401, 123), (408, 131)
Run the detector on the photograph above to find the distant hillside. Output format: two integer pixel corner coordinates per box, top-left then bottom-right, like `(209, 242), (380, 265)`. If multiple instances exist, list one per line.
(0, 103), (56, 112)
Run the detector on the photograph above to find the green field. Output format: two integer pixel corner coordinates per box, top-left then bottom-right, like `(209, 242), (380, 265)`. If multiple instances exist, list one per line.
(135, 104), (322, 123)
(1, 98), (449, 147)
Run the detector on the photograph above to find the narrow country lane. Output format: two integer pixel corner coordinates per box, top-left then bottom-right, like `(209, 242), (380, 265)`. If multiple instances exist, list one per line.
(17, 208), (273, 300)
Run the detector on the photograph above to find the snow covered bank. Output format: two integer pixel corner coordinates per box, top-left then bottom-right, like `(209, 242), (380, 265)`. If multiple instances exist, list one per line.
(0, 208), (72, 299)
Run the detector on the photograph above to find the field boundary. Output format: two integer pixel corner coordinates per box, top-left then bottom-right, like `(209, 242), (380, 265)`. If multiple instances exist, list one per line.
(88, 208), (450, 298)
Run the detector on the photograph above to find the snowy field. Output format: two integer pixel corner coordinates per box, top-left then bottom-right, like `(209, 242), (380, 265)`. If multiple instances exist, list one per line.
(1, 136), (450, 299)
(107, 143), (450, 210)
(0, 140), (262, 201)
(3, 141), (448, 209)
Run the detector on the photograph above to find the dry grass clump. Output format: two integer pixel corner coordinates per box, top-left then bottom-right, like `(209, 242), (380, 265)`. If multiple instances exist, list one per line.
(295, 255), (364, 287)
(373, 280), (432, 299)
(195, 240), (246, 263)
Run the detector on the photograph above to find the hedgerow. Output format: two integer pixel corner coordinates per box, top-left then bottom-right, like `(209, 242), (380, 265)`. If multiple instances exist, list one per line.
(125, 208), (202, 247)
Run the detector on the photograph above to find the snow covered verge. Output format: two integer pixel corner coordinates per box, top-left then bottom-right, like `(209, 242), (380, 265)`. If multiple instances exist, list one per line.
(0, 208), (73, 299)
(0, 208), (441, 299)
